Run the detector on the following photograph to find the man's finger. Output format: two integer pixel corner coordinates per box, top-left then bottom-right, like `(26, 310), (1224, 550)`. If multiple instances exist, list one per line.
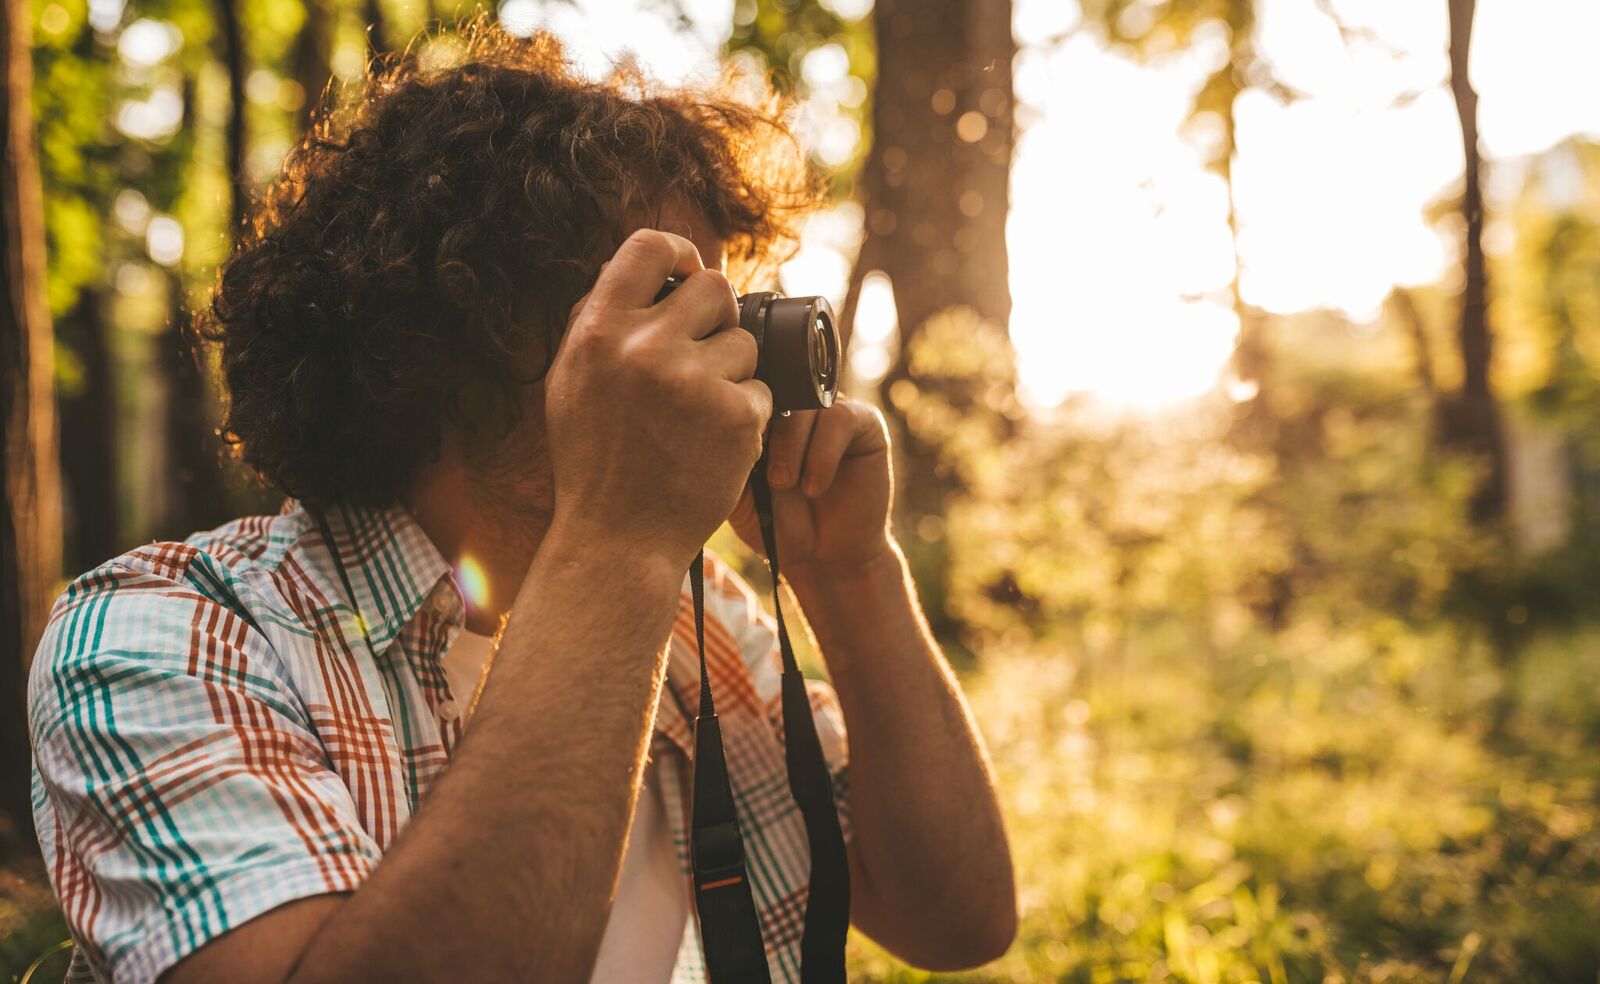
(590, 228), (705, 310)
(567, 287), (595, 329)
(698, 324), (759, 382)
(798, 401), (865, 498)
(733, 378), (774, 435)
(764, 409), (817, 491)
(663, 269), (740, 341)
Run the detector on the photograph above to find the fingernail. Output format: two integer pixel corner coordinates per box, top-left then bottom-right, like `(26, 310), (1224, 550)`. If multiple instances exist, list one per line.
(769, 465), (790, 488)
(805, 479), (823, 498)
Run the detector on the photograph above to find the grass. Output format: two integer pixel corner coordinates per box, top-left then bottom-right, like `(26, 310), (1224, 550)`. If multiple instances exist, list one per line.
(0, 868), (68, 983)
(848, 619), (1600, 983)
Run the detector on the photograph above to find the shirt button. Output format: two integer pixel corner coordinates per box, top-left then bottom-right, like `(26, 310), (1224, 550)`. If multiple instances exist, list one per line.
(438, 699), (461, 722)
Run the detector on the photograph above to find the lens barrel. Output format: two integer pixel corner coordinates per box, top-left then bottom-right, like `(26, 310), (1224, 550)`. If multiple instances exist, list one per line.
(655, 277), (841, 411)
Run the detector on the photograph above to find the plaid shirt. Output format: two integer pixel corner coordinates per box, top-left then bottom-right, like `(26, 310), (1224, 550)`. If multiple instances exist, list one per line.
(28, 500), (851, 984)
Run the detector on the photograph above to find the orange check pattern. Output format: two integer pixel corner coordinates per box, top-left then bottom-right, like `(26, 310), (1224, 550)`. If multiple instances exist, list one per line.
(28, 500), (851, 984)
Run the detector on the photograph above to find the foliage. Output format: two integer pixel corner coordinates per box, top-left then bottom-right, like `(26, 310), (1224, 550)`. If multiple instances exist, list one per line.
(847, 622), (1600, 983)
(835, 254), (1600, 981)
(725, 0), (875, 195)
(0, 872), (68, 983)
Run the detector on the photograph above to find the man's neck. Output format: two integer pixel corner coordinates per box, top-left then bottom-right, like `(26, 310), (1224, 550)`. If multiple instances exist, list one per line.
(406, 463), (549, 637)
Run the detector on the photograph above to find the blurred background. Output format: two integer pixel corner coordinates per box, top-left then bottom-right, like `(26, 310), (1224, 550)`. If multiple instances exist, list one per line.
(3, 0), (1599, 980)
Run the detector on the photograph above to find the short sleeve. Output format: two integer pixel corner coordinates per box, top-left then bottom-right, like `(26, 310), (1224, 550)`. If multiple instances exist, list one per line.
(701, 553), (852, 843)
(28, 559), (382, 984)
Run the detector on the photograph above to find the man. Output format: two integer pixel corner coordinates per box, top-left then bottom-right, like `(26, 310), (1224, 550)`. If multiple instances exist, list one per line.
(28, 24), (1015, 983)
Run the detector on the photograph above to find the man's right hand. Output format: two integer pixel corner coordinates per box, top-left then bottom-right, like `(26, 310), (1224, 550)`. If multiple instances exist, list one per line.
(544, 229), (772, 573)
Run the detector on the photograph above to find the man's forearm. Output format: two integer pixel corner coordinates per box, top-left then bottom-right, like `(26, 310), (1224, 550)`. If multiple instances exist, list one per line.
(787, 541), (1016, 968)
(289, 529), (684, 983)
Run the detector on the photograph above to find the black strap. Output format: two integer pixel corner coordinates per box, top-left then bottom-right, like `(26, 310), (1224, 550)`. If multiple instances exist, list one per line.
(688, 551), (772, 983)
(690, 456), (850, 984)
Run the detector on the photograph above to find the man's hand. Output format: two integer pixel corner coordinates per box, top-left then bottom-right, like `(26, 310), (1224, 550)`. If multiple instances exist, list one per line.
(547, 228), (773, 574)
(732, 396), (1020, 969)
(730, 397), (893, 578)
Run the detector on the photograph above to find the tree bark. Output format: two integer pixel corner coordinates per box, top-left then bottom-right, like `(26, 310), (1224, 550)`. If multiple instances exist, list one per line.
(365, 0), (390, 56)
(57, 288), (119, 570)
(216, 0), (249, 234)
(1, 0), (61, 855)
(295, 0), (336, 132)
(861, 0), (1014, 370)
(1390, 286), (1438, 401)
(154, 73), (231, 540)
(854, 0), (1015, 637)
(162, 273), (231, 537)
(1446, 0), (1507, 522)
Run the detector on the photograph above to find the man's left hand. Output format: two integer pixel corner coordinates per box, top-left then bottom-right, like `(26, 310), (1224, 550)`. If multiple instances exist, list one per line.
(729, 396), (893, 579)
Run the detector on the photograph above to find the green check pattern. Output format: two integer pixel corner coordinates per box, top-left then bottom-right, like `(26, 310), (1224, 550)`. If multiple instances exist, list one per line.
(28, 500), (851, 983)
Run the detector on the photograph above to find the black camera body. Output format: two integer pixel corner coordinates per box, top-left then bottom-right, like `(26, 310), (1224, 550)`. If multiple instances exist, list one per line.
(656, 277), (841, 411)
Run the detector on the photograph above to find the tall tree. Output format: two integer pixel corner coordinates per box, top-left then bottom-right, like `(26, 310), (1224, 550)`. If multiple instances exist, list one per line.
(216, 0), (249, 235)
(295, 0), (336, 128)
(35, 14), (121, 572)
(159, 73), (230, 536)
(848, 0), (1016, 636)
(855, 0), (1015, 421)
(1445, 0), (1507, 522)
(365, 0), (391, 56)
(1, 0), (61, 853)
(57, 288), (118, 570)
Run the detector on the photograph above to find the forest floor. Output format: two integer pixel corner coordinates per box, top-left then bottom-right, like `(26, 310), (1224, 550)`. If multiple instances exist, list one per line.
(5, 621), (1599, 983)
(850, 620), (1600, 983)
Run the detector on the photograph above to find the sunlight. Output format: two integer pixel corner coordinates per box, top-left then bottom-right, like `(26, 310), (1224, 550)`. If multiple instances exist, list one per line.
(1003, 0), (1600, 410)
(456, 554), (491, 613)
(493, 0), (1600, 412)
(1007, 29), (1239, 409)
(848, 271), (898, 388)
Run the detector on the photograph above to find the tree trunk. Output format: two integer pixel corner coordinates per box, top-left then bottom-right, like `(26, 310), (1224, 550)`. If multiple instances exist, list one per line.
(1206, 3), (1275, 443)
(1, 0), (61, 855)
(155, 73), (230, 540)
(162, 274), (230, 537)
(365, 0), (390, 56)
(57, 288), (119, 570)
(862, 0), (1014, 375)
(216, 0), (249, 234)
(1392, 288), (1437, 396)
(295, 0), (335, 131)
(855, 0), (1014, 636)
(1446, 0), (1507, 522)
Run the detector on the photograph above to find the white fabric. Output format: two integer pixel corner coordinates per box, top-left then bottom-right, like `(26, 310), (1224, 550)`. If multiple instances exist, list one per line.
(440, 629), (689, 984)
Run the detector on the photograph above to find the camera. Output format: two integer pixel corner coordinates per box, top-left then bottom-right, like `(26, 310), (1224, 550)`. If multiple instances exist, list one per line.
(655, 277), (841, 411)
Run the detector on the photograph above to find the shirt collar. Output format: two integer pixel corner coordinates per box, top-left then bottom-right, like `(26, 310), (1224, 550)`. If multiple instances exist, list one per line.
(293, 499), (463, 656)
(290, 498), (700, 755)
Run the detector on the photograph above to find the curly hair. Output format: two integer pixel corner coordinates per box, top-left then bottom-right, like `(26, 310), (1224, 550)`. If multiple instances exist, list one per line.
(199, 20), (819, 509)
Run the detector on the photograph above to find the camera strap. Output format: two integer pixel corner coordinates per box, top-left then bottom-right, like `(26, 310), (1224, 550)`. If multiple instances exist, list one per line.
(314, 469), (850, 983)
(688, 457), (851, 984)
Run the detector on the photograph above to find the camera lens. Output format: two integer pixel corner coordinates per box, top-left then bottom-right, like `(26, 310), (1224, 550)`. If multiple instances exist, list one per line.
(653, 276), (839, 411)
(811, 314), (836, 391)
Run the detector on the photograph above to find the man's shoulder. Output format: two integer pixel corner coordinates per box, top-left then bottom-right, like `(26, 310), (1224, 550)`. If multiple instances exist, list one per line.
(28, 509), (314, 729)
(46, 508), (310, 617)
(181, 506), (314, 578)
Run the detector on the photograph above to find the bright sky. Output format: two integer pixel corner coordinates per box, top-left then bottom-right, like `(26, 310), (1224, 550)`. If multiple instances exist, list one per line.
(480, 0), (1600, 408)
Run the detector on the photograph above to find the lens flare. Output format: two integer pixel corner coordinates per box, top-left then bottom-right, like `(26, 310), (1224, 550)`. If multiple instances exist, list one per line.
(456, 554), (491, 613)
